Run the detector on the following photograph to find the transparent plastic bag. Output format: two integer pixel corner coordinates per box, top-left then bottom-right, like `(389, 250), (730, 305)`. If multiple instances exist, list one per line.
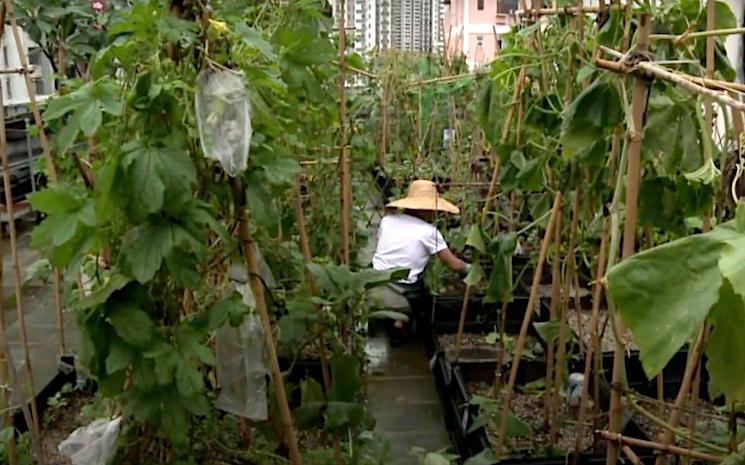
(215, 313), (268, 421)
(195, 69), (252, 177)
(58, 417), (121, 465)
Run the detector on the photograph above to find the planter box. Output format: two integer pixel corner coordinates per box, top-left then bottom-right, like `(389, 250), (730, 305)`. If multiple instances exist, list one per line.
(13, 356), (77, 433)
(446, 361), (656, 465)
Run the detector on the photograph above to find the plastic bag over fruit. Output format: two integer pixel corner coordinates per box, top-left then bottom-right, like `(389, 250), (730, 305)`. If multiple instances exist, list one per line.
(195, 69), (252, 177)
(58, 416), (122, 465)
(215, 313), (268, 421)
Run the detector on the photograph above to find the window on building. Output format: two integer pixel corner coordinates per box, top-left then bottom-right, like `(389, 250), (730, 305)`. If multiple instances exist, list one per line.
(476, 35), (484, 47)
(2, 46), (7, 68)
(477, 0), (484, 10)
(5, 78), (11, 100)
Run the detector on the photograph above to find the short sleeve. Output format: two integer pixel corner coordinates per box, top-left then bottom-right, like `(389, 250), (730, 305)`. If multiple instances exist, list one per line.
(422, 226), (448, 255)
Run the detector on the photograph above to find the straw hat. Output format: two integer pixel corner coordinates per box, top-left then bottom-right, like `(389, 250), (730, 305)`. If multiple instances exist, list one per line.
(386, 180), (460, 214)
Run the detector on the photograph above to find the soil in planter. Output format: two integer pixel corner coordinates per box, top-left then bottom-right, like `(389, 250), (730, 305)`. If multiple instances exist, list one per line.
(41, 388), (98, 465)
(438, 333), (543, 363)
(565, 307), (638, 353)
(469, 381), (594, 458)
(633, 396), (744, 449)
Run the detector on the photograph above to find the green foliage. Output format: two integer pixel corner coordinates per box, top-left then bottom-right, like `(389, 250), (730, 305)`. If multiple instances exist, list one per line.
(560, 80), (623, 161)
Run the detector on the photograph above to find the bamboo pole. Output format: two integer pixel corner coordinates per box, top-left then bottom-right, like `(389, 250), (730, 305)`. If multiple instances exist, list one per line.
(337, 0), (351, 266)
(495, 191), (562, 456)
(5, 0), (68, 359)
(572, 216), (609, 465)
(550, 189), (580, 444)
(654, 325), (709, 465)
(594, 58), (745, 112)
(0, 80), (44, 464)
(607, 14), (651, 465)
(0, 165), (16, 465)
(622, 446), (644, 465)
(543, 209), (563, 432)
(598, 431), (724, 463)
(232, 178), (302, 465)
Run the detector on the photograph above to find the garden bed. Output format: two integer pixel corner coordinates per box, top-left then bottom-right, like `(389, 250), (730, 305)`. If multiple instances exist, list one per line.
(446, 362), (656, 464)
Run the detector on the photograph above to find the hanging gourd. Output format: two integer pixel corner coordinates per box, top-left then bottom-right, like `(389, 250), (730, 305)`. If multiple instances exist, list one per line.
(195, 68), (252, 177)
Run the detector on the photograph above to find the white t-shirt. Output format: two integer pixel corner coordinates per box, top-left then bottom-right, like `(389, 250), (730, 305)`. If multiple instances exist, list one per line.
(372, 213), (448, 284)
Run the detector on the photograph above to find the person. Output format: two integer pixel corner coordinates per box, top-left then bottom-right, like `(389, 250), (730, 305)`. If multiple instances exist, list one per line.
(370, 179), (470, 345)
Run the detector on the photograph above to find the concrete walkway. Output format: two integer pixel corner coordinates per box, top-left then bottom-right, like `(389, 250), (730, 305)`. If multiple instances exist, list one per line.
(367, 336), (452, 465)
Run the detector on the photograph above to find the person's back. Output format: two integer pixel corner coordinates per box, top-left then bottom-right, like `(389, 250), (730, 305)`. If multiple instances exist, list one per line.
(372, 213), (447, 285)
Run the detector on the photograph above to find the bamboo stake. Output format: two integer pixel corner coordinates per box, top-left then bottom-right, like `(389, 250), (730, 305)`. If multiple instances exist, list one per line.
(232, 178), (302, 465)
(0, 80), (44, 464)
(598, 431), (724, 463)
(543, 210), (563, 432)
(5, 0), (67, 359)
(622, 446), (644, 465)
(550, 189), (580, 444)
(594, 58), (745, 112)
(572, 216), (609, 465)
(495, 191), (562, 456)
(607, 14), (651, 465)
(453, 285), (473, 358)
(337, 0), (351, 266)
(293, 179), (331, 390)
(654, 325), (709, 465)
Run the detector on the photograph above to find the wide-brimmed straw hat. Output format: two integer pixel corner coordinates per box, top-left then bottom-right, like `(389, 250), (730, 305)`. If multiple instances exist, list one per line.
(386, 180), (460, 214)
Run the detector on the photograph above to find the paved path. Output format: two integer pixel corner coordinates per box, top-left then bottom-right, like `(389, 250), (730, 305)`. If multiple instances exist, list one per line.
(367, 336), (452, 465)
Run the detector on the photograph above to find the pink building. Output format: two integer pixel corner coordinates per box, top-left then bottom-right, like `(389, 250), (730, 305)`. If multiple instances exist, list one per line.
(443, 0), (518, 69)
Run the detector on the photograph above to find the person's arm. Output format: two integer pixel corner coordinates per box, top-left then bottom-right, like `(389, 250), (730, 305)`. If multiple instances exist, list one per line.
(437, 248), (468, 273)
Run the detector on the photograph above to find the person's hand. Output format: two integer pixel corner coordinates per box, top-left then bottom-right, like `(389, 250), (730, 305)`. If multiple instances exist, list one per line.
(463, 262), (472, 275)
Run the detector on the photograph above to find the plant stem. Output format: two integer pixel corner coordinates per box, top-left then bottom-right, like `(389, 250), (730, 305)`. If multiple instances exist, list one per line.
(496, 191), (562, 456)
(544, 210), (563, 432)
(337, 0), (351, 266)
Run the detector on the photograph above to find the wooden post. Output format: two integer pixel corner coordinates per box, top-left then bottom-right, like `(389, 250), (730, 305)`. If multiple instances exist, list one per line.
(598, 431), (724, 463)
(607, 13), (651, 465)
(232, 178), (303, 465)
(572, 216), (609, 465)
(337, 0), (351, 265)
(496, 191), (562, 456)
(0, 80), (44, 464)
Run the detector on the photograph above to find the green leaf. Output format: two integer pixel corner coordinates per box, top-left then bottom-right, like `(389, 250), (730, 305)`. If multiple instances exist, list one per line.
(330, 354), (361, 402)
(326, 401), (365, 429)
(706, 281), (745, 403)
(76, 273), (132, 310)
(485, 232), (517, 303)
(106, 339), (133, 374)
(423, 452), (452, 465)
(28, 186), (82, 214)
(108, 303), (155, 347)
(736, 203), (745, 232)
(175, 359), (204, 397)
(463, 448), (499, 465)
(561, 80), (623, 159)
(160, 401), (188, 447)
(533, 320), (561, 344)
(608, 227), (735, 377)
(463, 261), (484, 286)
(234, 22), (277, 60)
(466, 225), (486, 253)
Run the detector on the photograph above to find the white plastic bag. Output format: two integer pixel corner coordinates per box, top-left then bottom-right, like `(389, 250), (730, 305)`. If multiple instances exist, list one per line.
(215, 314), (268, 421)
(58, 416), (121, 465)
(195, 69), (252, 177)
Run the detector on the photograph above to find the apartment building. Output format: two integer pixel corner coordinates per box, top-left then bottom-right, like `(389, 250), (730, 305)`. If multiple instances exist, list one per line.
(443, 0), (519, 69)
(333, 0), (445, 53)
(0, 29), (55, 117)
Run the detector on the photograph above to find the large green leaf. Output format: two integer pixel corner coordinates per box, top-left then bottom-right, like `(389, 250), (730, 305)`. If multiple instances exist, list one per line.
(120, 144), (197, 221)
(329, 355), (361, 402)
(107, 302), (155, 348)
(706, 282), (745, 403)
(486, 232), (517, 303)
(608, 228), (736, 377)
(561, 80), (623, 159)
